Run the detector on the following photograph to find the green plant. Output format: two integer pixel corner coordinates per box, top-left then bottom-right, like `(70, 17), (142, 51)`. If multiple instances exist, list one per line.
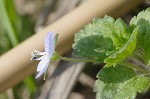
(72, 8), (150, 99)
(32, 7), (150, 99)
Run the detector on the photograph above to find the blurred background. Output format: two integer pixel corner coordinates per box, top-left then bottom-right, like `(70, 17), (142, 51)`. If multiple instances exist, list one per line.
(0, 0), (150, 99)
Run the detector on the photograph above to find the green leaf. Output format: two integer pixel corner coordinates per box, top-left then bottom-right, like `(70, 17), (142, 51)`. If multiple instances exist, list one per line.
(4, 0), (21, 36)
(73, 16), (133, 63)
(73, 35), (114, 62)
(94, 65), (150, 99)
(73, 18), (103, 42)
(0, 0), (19, 46)
(130, 7), (150, 64)
(97, 16), (132, 50)
(104, 27), (138, 66)
(97, 65), (136, 83)
(73, 18), (115, 62)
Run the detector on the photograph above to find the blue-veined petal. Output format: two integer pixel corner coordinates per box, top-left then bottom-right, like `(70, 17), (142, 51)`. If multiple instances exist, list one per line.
(36, 55), (50, 72)
(45, 32), (55, 57)
(35, 59), (49, 79)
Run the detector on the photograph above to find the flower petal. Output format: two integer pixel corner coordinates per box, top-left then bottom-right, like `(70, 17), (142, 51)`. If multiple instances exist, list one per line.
(45, 32), (55, 57)
(35, 56), (50, 78)
(32, 50), (46, 56)
(35, 64), (48, 79)
(35, 62), (49, 79)
(31, 55), (45, 60)
(36, 55), (50, 72)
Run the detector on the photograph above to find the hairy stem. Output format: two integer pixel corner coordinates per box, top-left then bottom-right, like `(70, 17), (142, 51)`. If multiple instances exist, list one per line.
(120, 62), (149, 74)
(59, 56), (96, 63)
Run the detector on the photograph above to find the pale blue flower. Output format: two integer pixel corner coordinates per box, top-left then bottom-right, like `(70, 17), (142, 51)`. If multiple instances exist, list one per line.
(31, 32), (55, 78)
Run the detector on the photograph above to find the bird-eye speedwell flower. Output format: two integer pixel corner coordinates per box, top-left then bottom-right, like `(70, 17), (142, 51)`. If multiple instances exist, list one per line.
(31, 32), (95, 79)
(31, 32), (55, 79)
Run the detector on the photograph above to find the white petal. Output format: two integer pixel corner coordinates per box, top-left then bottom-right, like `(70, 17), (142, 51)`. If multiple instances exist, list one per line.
(45, 32), (55, 57)
(35, 63), (49, 79)
(32, 50), (46, 56)
(37, 55), (50, 72)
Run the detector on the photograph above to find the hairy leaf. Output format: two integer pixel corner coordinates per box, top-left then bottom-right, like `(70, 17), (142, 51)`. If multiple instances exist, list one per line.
(130, 8), (150, 65)
(73, 19), (115, 62)
(73, 16), (132, 62)
(94, 65), (150, 99)
(97, 15), (132, 50)
(104, 27), (138, 66)
(97, 65), (136, 83)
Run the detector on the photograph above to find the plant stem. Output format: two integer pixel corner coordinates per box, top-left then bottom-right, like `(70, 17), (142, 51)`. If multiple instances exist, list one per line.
(59, 56), (96, 63)
(132, 50), (144, 63)
(120, 62), (149, 74)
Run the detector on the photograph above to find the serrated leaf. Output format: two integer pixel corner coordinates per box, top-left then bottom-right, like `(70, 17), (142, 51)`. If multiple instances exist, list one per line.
(94, 65), (150, 99)
(73, 18), (103, 42)
(73, 16), (132, 62)
(73, 35), (114, 62)
(104, 27), (138, 66)
(73, 18), (115, 62)
(97, 65), (136, 83)
(97, 15), (132, 50)
(130, 7), (150, 64)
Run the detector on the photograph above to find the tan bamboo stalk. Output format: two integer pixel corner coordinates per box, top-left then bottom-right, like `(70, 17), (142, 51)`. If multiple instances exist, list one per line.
(0, 0), (143, 93)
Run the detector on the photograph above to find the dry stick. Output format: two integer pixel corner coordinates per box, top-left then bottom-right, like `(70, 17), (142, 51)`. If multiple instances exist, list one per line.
(0, 0), (144, 93)
(48, 0), (80, 23)
(39, 60), (86, 99)
(78, 73), (95, 88)
(35, 0), (58, 31)
(68, 92), (85, 99)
